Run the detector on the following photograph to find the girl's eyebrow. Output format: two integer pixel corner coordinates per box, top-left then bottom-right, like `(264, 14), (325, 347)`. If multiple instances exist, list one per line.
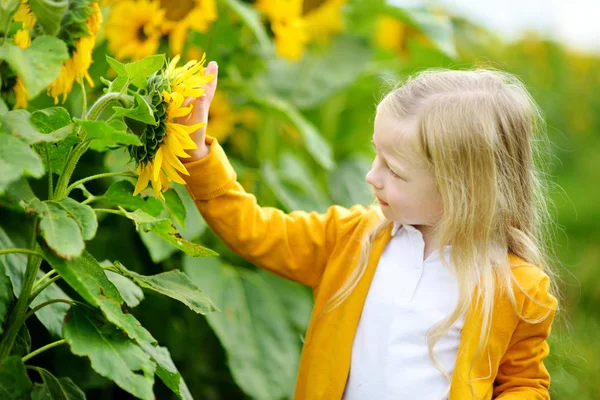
(371, 137), (407, 175)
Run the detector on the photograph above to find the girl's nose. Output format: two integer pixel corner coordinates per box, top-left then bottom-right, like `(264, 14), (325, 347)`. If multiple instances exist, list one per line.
(365, 169), (382, 190)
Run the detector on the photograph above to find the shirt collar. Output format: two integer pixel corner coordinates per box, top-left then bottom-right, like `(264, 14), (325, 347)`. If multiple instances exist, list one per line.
(391, 221), (402, 236)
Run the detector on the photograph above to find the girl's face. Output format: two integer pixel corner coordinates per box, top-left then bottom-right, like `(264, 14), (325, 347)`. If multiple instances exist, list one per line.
(365, 111), (443, 230)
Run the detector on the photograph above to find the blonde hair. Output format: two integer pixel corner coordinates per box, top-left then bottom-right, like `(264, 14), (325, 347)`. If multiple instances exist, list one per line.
(322, 68), (562, 396)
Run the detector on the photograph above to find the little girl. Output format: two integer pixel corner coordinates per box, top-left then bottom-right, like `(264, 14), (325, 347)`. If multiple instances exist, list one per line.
(176, 62), (560, 400)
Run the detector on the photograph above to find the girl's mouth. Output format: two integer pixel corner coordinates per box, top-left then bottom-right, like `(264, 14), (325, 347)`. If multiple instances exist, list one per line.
(377, 198), (389, 206)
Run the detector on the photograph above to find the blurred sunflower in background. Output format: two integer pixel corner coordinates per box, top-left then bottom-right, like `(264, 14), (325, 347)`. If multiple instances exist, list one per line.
(255, 0), (347, 61)
(159, 0), (217, 55)
(104, 0), (165, 61)
(130, 54), (215, 198)
(47, 0), (103, 103)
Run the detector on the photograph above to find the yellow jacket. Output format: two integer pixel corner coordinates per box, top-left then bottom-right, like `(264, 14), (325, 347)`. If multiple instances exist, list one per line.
(182, 136), (558, 400)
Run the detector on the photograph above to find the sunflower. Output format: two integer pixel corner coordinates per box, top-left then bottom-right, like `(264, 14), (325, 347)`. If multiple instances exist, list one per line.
(159, 0), (217, 55)
(104, 0), (165, 61)
(131, 54), (214, 198)
(47, 1), (103, 104)
(255, 0), (308, 61)
(255, 0), (346, 61)
(374, 15), (434, 56)
(8, 1), (36, 109)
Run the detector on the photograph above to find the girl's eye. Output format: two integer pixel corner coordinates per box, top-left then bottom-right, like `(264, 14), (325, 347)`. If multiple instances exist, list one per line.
(388, 168), (400, 179)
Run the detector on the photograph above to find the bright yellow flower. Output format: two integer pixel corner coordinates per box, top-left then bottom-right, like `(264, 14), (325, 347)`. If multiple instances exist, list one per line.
(47, 2), (103, 104)
(256, 0), (308, 61)
(374, 16), (407, 53)
(11, 29), (32, 109)
(104, 0), (165, 61)
(13, 0), (36, 30)
(159, 0), (217, 55)
(303, 0), (346, 43)
(133, 54), (215, 198)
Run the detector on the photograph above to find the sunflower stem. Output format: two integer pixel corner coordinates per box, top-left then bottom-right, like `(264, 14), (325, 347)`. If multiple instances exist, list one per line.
(22, 339), (67, 363)
(65, 171), (136, 196)
(31, 269), (57, 294)
(44, 143), (53, 197)
(80, 79), (87, 120)
(0, 218), (42, 358)
(28, 275), (62, 305)
(25, 299), (75, 321)
(93, 208), (123, 216)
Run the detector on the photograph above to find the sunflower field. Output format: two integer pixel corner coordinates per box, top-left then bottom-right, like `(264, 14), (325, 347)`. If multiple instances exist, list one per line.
(0, 0), (598, 399)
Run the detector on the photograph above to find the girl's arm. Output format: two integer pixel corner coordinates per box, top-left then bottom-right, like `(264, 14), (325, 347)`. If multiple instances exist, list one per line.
(492, 275), (558, 399)
(181, 135), (368, 289)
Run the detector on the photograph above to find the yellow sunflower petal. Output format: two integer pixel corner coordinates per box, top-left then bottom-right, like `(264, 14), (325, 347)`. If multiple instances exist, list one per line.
(152, 146), (164, 182)
(162, 161), (187, 184)
(134, 164), (151, 196)
(164, 135), (191, 158)
(162, 145), (190, 175)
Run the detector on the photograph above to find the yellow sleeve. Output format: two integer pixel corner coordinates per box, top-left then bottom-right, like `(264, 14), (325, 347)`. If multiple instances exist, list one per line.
(493, 274), (558, 399)
(181, 135), (368, 289)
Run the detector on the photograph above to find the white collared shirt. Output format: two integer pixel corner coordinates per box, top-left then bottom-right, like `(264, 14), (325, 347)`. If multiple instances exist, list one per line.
(343, 223), (464, 400)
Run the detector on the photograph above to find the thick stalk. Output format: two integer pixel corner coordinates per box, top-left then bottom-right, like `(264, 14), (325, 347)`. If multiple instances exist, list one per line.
(0, 217), (42, 358)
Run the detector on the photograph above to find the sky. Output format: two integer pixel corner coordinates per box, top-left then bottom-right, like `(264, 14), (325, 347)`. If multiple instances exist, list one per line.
(392, 0), (600, 53)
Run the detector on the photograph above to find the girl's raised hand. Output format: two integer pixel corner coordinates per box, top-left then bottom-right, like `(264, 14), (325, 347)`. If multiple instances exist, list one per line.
(176, 60), (219, 161)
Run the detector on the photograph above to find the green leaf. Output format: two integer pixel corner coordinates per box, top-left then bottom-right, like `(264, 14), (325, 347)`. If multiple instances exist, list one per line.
(0, 226), (71, 338)
(264, 35), (372, 109)
(261, 153), (330, 213)
(0, 356), (33, 399)
(0, 36), (69, 98)
(125, 54), (165, 81)
(0, 133), (44, 194)
(386, 4), (457, 58)
(63, 306), (155, 400)
(101, 260), (144, 308)
(21, 198), (84, 259)
(222, 0), (273, 55)
(139, 343), (193, 400)
(106, 55), (127, 77)
(328, 156), (373, 208)
(163, 189), (186, 228)
(0, 98), (8, 114)
(30, 368), (84, 400)
(28, 0), (69, 36)
(0, 109), (71, 144)
(58, 197), (98, 241)
(10, 324), (31, 358)
(0, 250), (13, 334)
(260, 96), (335, 170)
(41, 248), (157, 346)
(184, 257), (300, 399)
(0, 0), (21, 38)
(121, 208), (218, 257)
(30, 107), (79, 175)
(101, 180), (164, 217)
(75, 119), (142, 151)
(112, 260), (217, 315)
(112, 92), (156, 125)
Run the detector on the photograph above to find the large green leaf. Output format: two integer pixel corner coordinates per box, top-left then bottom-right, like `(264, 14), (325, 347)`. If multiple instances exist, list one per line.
(112, 260), (217, 315)
(121, 208), (218, 257)
(1, 109), (73, 145)
(100, 180), (164, 217)
(41, 248), (157, 346)
(112, 92), (156, 125)
(63, 306), (155, 400)
(163, 189), (186, 228)
(0, 246), (14, 334)
(0, 36), (69, 98)
(0, 356), (33, 399)
(28, 0), (69, 36)
(75, 119), (142, 151)
(0, 133), (44, 194)
(0, 227), (72, 338)
(139, 343), (193, 400)
(125, 55), (165, 81)
(101, 260), (144, 308)
(261, 152), (330, 213)
(138, 184), (206, 263)
(30, 367), (84, 400)
(30, 107), (79, 176)
(184, 256), (300, 399)
(58, 198), (98, 241)
(21, 198), (85, 259)
(264, 35), (372, 109)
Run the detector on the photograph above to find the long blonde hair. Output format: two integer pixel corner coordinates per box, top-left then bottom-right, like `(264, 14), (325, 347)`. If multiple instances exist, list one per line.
(322, 68), (562, 394)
